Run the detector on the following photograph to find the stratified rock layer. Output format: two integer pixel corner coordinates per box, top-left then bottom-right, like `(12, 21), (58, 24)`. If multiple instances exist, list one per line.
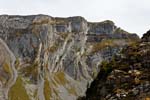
(0, 14), (139, 100)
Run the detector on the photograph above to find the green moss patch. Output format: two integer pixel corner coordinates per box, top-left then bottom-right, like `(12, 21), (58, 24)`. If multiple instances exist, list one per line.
(3, 62), (12, 75)
(8, 76), (30, 100)
(21, 62), (39, 82)
(67, 87), (77, 96)
(91, 39), (119, 53)
(54, 72), (68, 85)
(44, 78), (52, 100)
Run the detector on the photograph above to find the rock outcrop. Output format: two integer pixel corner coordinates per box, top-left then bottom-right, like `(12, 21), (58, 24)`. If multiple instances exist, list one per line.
(142, 30), (150, 42)
(80, 30), (150, 100)
(0, 14), (139, 100)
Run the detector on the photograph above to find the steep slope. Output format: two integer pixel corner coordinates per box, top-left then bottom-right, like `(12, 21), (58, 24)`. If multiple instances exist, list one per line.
(0, 15), (139, 100)
(81, 30), (150, 100)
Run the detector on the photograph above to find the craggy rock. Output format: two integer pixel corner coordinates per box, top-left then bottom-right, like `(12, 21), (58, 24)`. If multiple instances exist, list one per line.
(0, 14), (139, 100)
(81, 30), (150, 100)
(142, 30), (150, 42)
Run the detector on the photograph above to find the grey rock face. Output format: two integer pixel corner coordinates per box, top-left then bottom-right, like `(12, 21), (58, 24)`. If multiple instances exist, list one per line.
(0, 14), (139, 100)
(88, 20), (115, 34)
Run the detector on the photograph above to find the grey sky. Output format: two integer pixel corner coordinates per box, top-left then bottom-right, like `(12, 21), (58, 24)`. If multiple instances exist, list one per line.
(0, 0), (150, 37)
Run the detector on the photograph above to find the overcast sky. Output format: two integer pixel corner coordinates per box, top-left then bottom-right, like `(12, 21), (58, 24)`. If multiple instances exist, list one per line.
(0, 0), (150, 37)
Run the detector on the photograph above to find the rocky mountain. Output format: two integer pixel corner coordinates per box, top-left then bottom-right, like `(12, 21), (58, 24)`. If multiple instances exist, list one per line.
(0, 14), (139, 100)
(80, 30), (150, 100)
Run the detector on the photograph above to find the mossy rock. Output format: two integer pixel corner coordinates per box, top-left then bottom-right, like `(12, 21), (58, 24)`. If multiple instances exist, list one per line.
(91, 39), (119, 54)
(3, 62), (12, 75)
(44, 78), (52, 100)
(48, 45), (58, 53)
(8, 76), (30, 100)
(21, 62), (39, 82)
(67, 87), (77, 96)
(54, 72), (68, 85)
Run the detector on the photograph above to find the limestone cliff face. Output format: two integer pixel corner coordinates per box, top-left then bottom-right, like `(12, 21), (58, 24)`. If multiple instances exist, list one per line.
(0, 14), (139, 100)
